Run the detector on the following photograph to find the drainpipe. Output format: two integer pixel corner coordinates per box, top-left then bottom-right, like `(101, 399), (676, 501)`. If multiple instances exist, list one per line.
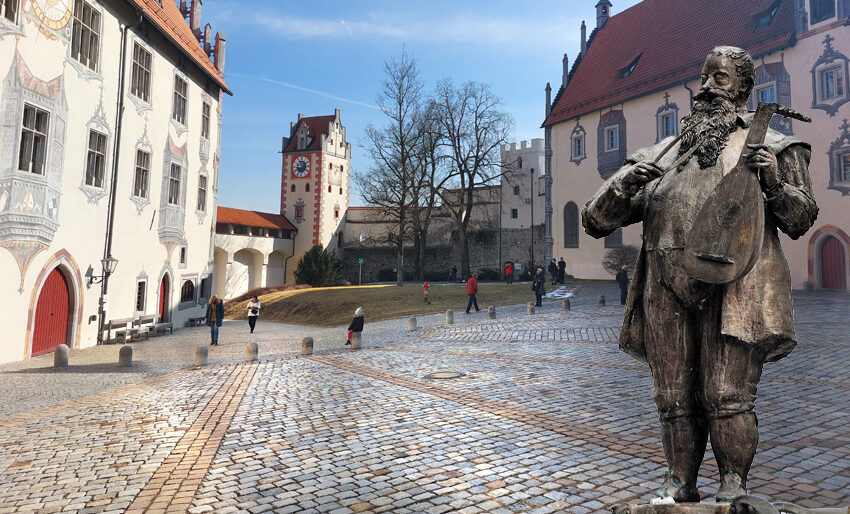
(97, 20), (132, 344)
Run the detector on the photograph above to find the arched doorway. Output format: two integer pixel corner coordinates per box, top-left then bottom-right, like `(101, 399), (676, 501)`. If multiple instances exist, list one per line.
(32, 268), (71, 356)
(820, 235), (847, 290)
(267, 251), (287, 287)
(159, 274), (170, 322)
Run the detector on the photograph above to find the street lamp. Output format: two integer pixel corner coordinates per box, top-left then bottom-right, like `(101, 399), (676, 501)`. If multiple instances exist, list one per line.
(88, 255), (118, 288)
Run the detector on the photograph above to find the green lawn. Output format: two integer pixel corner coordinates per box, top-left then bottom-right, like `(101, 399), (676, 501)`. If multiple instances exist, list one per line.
(224, 281), (590, 327)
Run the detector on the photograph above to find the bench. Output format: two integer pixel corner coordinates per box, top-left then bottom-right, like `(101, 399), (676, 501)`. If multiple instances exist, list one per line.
(133, 315), (158, 340)
(153, 315), (173, 336)
(105, 317), (136, 344)
(186, 317), (205, 327)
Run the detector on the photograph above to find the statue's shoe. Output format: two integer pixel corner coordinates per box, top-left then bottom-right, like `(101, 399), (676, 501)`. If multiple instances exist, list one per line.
(658, 473), (700, 503)
(716, 472), (747, 502)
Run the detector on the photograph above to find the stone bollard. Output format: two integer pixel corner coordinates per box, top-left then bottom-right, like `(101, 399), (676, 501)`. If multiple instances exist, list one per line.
(408, 316), (417, 331)
(488, 306), (496, 319)
(118, 345), (133, 367)
(54, 344), (69, 368)
(195, 346), (208, 367)
(350, 332), (362, 350)
(598, 294), (606, 306)
(562, 299), (571, 311)
(245, 342), (259, 362)
(301, 337), (313, 356)
(527, 302), (535, 315)
(445, 309), (454, 325)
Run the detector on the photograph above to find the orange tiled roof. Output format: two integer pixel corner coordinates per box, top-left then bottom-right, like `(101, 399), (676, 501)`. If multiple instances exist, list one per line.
(283, 115), (337, 153)
(217, 207), (297, 231)
(128, 0), (231, 95)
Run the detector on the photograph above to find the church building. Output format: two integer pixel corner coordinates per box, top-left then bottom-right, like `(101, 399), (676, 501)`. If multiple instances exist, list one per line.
(543, 0), (850, 291)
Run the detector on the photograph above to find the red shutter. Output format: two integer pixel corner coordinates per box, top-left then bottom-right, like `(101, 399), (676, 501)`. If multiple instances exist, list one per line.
(159, 275), (170, 322)
(821, 236), (847, 290)
(32, 269), (70, 356)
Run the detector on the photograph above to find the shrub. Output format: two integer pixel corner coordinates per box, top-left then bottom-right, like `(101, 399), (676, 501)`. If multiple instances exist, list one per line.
(294, 244), (342, 286)
(476, 267), (500, 281)
(602, 245), (640, 276)
(423, 269), (450, 282)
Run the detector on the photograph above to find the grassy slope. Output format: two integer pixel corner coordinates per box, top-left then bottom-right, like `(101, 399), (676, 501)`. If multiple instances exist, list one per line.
(224, 282), (582, 327)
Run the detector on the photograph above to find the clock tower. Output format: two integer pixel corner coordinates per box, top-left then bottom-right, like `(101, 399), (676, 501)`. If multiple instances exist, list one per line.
(280, 109), (351, 282)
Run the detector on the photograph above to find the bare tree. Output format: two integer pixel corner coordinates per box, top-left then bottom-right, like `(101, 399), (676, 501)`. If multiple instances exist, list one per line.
(432, 79), (513, 278)
(602, 245), (640, 276)
(354, 50), (423, 285)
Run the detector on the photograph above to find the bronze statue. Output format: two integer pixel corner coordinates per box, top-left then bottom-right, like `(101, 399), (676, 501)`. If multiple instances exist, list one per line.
(582, 47), (818, 503)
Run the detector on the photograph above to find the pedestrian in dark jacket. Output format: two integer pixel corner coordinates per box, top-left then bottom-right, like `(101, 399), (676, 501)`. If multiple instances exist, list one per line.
(449, 266), (458, 283)
(346, 307), (364, 345)
(204, 295), (224, 346)
(557, 257), (567, 284)
(548, 258), (558, 285)
(532, 268), (546, 307)
(465, 273), (480, 313)
(615, 265), (630, 305)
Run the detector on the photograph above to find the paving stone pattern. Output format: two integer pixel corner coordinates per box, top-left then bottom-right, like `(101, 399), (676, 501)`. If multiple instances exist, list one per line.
(0, 284), (848, 512)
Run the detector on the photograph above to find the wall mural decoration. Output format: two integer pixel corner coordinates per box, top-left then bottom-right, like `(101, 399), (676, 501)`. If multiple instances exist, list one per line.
(130, 119), (152, 214)
(79, 86), (112, 203)
(811, 35), (850, 116)
(158, 135), (188, 259)
(27, 0), (73, 43)
(0, 51), (67, 290)
(827, 119), (850, 196)
(748, 55), (793, 135)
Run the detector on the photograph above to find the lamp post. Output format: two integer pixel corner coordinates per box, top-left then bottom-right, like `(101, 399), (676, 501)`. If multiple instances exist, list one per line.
(92, 256), (119, 345)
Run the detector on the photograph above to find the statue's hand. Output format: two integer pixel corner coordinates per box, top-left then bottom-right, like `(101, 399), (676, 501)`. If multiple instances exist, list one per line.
(618, 161), (664, 196)
(745, 144), (780, 192)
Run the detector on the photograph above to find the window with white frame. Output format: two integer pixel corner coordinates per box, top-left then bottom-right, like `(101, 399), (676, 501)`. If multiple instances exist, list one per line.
(570, 123), (587, 165)
(71, 0), (100, 71)
(661, 113), (676, 139)
(135, 280), (146, 312)
(18, 104), (49, 174)
(1, 0), (18, 23)
(197, 175), (207, 212)
(133, 149), (150, 198)
(755, 83), (777, 104)
(842, 153), (850, 182)
(172, 75), (188, 125)
(168, 163), (181, 205)
(605, 126), (619, 151)
(572, 133), (585, 158)
(85, 130), (107, 187)
(810, 0), (836, 24)
(130, 43), (152, 102)
(201, 102), (210, 139)
(820, 65), (845, 101)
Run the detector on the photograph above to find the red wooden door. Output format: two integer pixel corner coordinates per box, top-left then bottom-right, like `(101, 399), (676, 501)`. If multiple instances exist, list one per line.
(821, 236), (847, 290)
(32, 268), (70, 356)
(159, 275), (170, 322)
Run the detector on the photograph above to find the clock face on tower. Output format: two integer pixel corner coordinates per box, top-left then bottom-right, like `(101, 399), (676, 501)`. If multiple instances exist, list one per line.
(292, 156), (310, 178)
(31, 0), (73, 31)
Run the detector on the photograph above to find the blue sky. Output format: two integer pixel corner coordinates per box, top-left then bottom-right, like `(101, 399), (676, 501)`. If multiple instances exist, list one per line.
(202, 0), (641, 211)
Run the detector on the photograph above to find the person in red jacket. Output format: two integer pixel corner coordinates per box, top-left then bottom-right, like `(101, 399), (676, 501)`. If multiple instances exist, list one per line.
(504, 262), (514, 284)
(465, 272), (480, 313)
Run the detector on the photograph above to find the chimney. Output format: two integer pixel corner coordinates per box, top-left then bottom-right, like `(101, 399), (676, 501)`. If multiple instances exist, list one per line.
(545, 82), (552, 117)
(562, 53), (569, 88)
(179, 0), (188, 16)
(213, 31), (226, 73)
(580, 21), (587, 55)
(190, 0), (202, 37)
(203, 23), (212, 54)
(596, 0), (612, 29)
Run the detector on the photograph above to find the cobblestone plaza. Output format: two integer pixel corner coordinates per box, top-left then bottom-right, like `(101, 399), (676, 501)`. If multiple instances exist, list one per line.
(0, 284), (848, 513)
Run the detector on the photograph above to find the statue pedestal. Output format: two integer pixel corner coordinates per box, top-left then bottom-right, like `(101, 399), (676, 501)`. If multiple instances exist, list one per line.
(611, 496), (847, 514)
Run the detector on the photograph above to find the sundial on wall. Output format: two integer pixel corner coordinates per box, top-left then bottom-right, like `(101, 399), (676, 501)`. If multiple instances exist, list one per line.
(28, 0), (73, 42)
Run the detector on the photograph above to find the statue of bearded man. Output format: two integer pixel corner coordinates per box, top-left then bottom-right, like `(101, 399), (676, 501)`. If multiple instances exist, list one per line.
(582, 46), (819, 503)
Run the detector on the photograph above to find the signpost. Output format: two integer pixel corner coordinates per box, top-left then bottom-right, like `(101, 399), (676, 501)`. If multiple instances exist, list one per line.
(358, 257), (364, 286)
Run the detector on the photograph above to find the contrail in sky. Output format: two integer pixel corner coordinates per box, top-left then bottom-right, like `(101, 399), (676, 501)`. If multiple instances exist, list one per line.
(229, 73), (378, 110)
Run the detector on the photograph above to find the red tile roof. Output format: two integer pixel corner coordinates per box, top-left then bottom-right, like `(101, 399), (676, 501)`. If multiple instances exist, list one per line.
(543, 0), (795, 127)
(128, 0), (231, 95)
(283, 115), (337, 153)
(217, 207), (297, 231)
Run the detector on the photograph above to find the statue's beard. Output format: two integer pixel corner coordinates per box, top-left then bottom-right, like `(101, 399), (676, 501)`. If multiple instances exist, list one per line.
(678, 89), (740, 169)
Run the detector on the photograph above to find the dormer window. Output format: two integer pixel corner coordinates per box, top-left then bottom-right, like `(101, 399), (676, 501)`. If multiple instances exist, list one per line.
(755, 0), (781, 28)
(621, 54), (641, 78)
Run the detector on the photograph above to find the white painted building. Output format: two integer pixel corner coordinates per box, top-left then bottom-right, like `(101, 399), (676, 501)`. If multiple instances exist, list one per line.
(0, 0), (229, 363)
(500, 139), (545, 230)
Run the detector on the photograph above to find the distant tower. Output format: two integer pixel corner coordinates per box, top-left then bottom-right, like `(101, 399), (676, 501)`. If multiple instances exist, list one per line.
(279, 109), (351, 282)
(596, 0), (612, 29)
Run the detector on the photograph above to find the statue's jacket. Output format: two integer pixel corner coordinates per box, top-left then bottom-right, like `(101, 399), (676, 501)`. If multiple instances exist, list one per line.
(582, 113), (818, 364)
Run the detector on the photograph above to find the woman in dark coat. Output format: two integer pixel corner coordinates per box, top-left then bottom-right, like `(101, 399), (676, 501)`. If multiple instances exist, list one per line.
(345, 307), (364, 345)
(532, 267), (546, 307)
(205, 295), (224, 346)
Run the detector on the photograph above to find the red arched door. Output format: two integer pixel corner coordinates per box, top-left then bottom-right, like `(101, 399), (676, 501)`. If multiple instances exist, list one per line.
(32, 268), (70, 356)
(159, 275), (170, 322)
(821, 236), (847, 290)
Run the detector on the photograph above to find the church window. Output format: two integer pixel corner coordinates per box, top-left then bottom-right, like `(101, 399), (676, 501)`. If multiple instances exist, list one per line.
(563, 202), (579, 248)
(71, 0), (101, 72)
(180, 280), (194, 302)
(172, 75), (188, 125)
(85, 129), (107, 188)
(131, 43), (152, 102)
(133, 149), (150, 198)
(604, 228), (623, 248)
(168, 163), (181, 205)
(1, 0), (19, 22)
(290, 184), (296, 192)
(810, 0), (836, 24)
(197, 175), (207, 212)
(305, 183), (310, 192)
(18, 104), (49, 174)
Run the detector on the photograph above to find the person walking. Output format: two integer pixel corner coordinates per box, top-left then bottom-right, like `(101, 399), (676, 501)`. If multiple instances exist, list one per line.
(246, 296), (260, 333)
(548, 258), (558, 285)
(532, 267), (546, 307)
(615, 265), (630, 305)
(449, 266), (458, 284)
(345, 307), (364, 345)
(423, 281), (430, 303)
(465, 272), (480, 313)
(205, 295), (224, 346)
(504, 262), (514, 284)
(557, 257), (567, 285)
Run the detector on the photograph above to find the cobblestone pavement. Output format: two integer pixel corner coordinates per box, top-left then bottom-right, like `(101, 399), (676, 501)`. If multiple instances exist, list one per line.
(1, 283), (848, 513)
